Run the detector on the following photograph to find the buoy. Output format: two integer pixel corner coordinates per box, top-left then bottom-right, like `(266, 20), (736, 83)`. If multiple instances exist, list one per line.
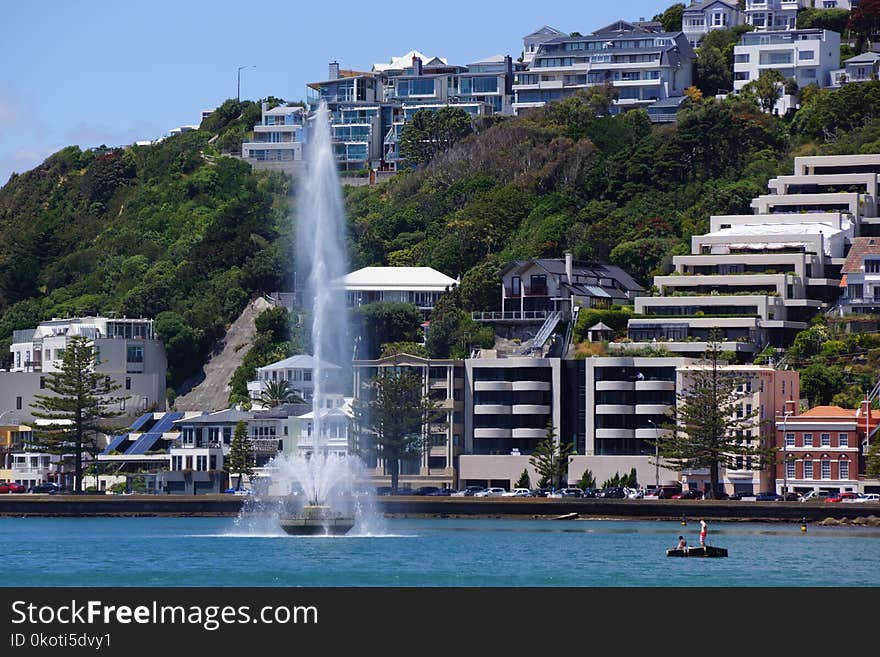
(681, 516), (687, 526)
(801, 517), (807, 533)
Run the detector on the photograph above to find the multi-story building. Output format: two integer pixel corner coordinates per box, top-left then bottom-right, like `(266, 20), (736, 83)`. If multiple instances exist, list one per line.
(831, 52), (880, 87)
(743, 0), (810, 32)
(3, 316), (167, 423)
(733, 29), (840, 112)
(683, 0), (745, 48)
(290, 395), (352, 458)
(512, 20), (695, 115)
(521, 26), (567, 65)
(622, 153), (880, 357)
(240, 102), (307, 174)
(774, 400), (877, 496)
(678, 363), (800, 495)
(0, 421), (30, 469)
(839, 237), (880, 314)
(247, 354), (343, 405)
(352, 353), (464, 489)
(99, 411), (187, 492)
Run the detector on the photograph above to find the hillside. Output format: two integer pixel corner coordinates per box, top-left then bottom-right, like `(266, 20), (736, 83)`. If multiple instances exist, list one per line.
(2, 84), (880, 406)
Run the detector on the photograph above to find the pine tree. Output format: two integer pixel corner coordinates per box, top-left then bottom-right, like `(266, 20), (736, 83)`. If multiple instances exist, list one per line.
(528, 422), (573, 490)
(30, 336), (126, 493)
(226, 420), (255, 491)
(658, 336), (774, 499)
(515, 469), (531, 490)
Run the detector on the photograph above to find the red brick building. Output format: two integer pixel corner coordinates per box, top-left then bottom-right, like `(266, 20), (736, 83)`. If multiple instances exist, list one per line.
(774, 401), (877, 495)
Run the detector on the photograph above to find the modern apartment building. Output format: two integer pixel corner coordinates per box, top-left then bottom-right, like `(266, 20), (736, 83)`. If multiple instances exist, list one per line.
(352, 353), (464, 489)
(683, 0), (745, 47)
(733, 29), (840, 112)
(622, 153), (879, 357)
(743, 0), (810, 32)
(512, 20), (694, 115)
(831, 52), (880, 87)
(240, 102), (307, 174)
(3, 316), (167, 423)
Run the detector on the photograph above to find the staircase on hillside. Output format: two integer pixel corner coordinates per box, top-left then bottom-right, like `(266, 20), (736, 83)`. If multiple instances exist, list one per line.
(519, 311), (562, 355)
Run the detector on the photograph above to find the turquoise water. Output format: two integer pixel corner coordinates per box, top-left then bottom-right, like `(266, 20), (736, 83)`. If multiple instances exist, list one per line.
(4, 516), (880, 587)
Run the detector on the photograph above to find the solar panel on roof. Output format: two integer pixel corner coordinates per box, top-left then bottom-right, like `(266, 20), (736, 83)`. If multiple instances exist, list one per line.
(128, 413), (154, 432)
(123, 412), (184, 455)
(102, 434), (130, 455)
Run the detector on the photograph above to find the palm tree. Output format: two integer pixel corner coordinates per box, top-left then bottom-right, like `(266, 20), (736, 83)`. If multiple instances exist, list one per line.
(258, 380), (304, 408)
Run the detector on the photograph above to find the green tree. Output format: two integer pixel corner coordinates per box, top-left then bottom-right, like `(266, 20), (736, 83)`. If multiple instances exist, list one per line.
(400, 107), (474, 167)
(528, 423), (573, 490)
(352, 369), (443, 492)
(226, 420), (254, 491)
(797, 7), (850, 33)
(867, 436), (880, 479)
(29, 336), (127, 493)
(658, 337), (773, 499)
(258, 379), (304, 408)
(577, 468), (596, 490)
(694, 46), (732, 96)
(352, 301), (423, 360)
(741, 69), (785, 114)
(653, 3), (685, 32)
(515, 469), (531, 490)
(799, 363), (845, 406)
(848, 0), (880, 52)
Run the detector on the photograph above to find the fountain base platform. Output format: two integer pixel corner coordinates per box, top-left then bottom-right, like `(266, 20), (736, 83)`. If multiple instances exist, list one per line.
(279, 505), (355, 536)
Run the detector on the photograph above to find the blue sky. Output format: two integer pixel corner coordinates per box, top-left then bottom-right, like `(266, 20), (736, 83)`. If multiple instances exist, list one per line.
(0, 0), (669, 186)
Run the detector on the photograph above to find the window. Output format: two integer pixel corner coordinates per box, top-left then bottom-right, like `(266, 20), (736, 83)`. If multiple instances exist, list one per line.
(820, 433), (830, 446)
(125, 377), (131, 390)
(16, 396), (22, 410)
(803, 433), (813, 447)
(785, 432), (795, 447)
(786, 460), (795, 480)
(209, 455), (217, 471)
(529, 274), (547, 294)
(839, 460), (849, 479)
(838, 433), (848, 447)
(821, 460), (831, 479)
(196, 455), (207, 471)
(223, 427), (232, 445)
(799, 50), (814, 60)
(119, 398), (125, 411)
(39, 377), (45, 389)
(126, 345), (144, 363)
(848, 283), (864, 299)
(804, 460), (813, 479)
(865, 259), (880, 273)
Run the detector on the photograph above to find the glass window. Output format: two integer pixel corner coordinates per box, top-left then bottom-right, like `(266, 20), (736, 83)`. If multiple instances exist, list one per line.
(821, 460), (831, 479)
(820, 433), (831, 446)
(803, 433), (813, 446)
(786, 460), (795, 480)
(838, 433), (848, 447)
(785, 433), (795, 447)
(865, 259), (880, 273)
(804, 460), (813, 479)
(839, 460), (849, 479)
(127, 345), (144, 363)
(799, 50), (815, 60)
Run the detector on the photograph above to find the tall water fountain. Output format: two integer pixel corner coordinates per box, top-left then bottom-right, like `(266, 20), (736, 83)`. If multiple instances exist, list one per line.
(275, 101), (358, 535)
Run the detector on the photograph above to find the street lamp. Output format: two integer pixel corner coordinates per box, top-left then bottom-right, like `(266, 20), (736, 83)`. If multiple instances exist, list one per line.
(781, 409), (793, 498)
(237, 65), (255, 102)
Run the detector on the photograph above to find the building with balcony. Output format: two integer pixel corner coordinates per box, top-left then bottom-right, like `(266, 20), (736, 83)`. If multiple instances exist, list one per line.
(240, 102), (307, 175)
(352, 353), (464, 489)
(247, 354), (342, 405)
(831, 52), (880, 87)
(512, 20), (694, 115)
(744, 0), (810, 32)
(3, 316), (167, 423)
(335, 266), (458, 315)
(521, 26), (567, 65)
(774, 401), (878, 496)
(839, 237), (880, 314)
(733, 29), (840, 112)
(683, 0), (745, 48)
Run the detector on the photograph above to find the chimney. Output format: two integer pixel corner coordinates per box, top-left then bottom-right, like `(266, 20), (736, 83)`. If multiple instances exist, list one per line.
(412, 54), (422, 76)
(329, 61), (340, 80)
(860, 397), (872, 434)
(565, 252), (573, 284)
(784, 399), (798, 416)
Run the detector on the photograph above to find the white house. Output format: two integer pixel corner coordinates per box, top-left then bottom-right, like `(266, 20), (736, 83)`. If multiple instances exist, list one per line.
(832, 52), (880, 86)
(335, 266), (458, 313)
(247, 354), (342, 404)
(744, 0), (810, 32)
(683, 0), (744, 47)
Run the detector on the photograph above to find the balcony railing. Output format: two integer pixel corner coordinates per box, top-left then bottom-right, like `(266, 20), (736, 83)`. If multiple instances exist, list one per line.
(471, 310), (550, 322)
(840, 297), (880, 307)
(525, 285), (548, 296)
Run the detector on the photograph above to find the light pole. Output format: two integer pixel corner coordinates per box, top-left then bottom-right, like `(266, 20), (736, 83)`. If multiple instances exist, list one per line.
(781, 409), (793, 498)
(648, 419), (660, 490)
(237, 65), (255, 102)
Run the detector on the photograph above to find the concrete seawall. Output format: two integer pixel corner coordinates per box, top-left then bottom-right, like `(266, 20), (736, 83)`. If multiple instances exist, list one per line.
(1, 495), (878, 521)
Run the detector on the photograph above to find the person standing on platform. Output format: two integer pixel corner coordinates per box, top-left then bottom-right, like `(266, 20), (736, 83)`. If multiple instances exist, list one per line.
(699, 519), (708, 546)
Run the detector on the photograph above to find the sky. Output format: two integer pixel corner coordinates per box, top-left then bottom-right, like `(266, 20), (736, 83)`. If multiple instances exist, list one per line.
(0, 0), (669, 186)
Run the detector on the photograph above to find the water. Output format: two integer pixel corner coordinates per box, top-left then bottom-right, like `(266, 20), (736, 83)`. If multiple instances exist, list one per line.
(5, 517), (880, 587)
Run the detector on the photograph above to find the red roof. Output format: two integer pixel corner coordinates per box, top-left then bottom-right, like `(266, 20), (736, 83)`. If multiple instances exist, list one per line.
(841, 237), (880, 274)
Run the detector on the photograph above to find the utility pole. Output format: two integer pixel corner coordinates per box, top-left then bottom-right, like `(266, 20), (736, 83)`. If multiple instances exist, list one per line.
(237, 65), (255, 102)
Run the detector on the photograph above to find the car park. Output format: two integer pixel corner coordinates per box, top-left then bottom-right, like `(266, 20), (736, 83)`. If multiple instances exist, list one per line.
(474, 487), (507, 497)
(0, 482), (26, 494)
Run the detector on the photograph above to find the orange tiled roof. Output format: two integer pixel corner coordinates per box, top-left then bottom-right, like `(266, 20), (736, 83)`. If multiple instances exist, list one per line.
(800, 406), (857, 418)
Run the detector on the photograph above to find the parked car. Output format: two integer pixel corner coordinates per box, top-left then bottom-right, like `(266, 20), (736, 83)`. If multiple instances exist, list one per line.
(412, 486), (442, 496)
(502, 488), (533, 497)
(755, 491), (784, 501)
(799, 490), (833, 502)
(427, 488), (454, 496)
(461, 486), (485, 497)
(671, 490), (703, 500)
(861, 493), (880, 502)
(474, 487), (507, 497)
(581, 488), (599, 498)
(728, 491), (754, 500)
(625, 488), (644, 499)
(827, 492), (862, 503)
(597, 487), (626, 499)
(0, 482), (26, 494)
(531, 488), (552, 497)
(782, 492), (801, 501)
(27, 482), (63, 494)
(559, 487), (584, 498)
(375, 487), (393, 496)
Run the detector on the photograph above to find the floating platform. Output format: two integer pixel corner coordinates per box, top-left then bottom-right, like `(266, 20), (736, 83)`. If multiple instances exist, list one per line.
(279, 505), (355, 536)
(666, 545), (728, 558)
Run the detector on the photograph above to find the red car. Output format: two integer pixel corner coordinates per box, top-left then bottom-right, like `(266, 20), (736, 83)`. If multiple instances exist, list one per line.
(826, 492), (861, 503)
(0, 482), (26, 494)
(671, 490), (704, 500)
